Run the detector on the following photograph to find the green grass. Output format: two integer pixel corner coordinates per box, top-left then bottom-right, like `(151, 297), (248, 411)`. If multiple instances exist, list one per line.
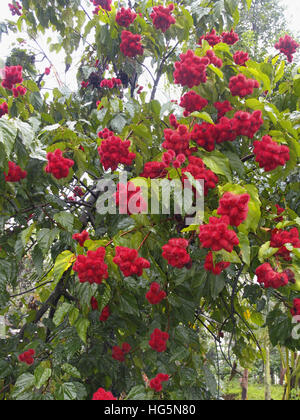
(224, 380), (284, 400)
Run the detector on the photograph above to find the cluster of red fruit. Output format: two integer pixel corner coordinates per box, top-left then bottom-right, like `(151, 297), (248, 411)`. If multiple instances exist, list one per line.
(8, 2), (22, 16)
(73, 247), (108, 285)
(214, 100), (233, 120)
(72, 230), (90, 247)
(162, 124), (194, 156)
(4, 161), (27, 182)
(291, 299), (300, 318)
(150, 4), (176, 33)
(253, 135), (290, 172)
(199, 28), (239, 47)
(179, 91), (208, 116)
(112, 343), (131, 362)
(114, 181), (147, 215)
(100, 78), (122, 88)
(92, 388), (116, 400)
(120, 31), (144, 58)
(162, 238), (191, 268)
(174, 50), (210, 88)
(270, 228), (300, 261)
(113, 246), (150, 277)
(146, 282), (166, 305)
(256, 263), (289, 289)
(205, 49), (223, 68)
(0, 102), (8, 118)
(199, 216), (240, 253)
(204, 252), (230, 275)
(149, 328), (169, 352)
(90, 0), (111, 12)
(116, 7), (137, 27)
(149, 373), (169, 392)
(98, 134), (136, 171)
(12, 85), (27, 98)
(275, 34), (300, 63)
(140, 161), (167, 179)
(217, 192), (250, 227)
(18, 349), (35, 366)
(1, 65), (23, 90)
(233, 51), (250, 66)
(229, 74), (259, 98)
(45, 149), (74, 180)
(182, 156), (219, 196)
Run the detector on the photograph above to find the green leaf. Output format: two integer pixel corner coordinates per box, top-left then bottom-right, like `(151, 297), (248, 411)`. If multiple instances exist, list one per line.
(238, 232), (251, 266)
(53, 302), (72, 326)
(53, 212), (74, 232)
(34, 364), (52, 389)
(53, 250), (75, 283)
(62, 363), (81, 379)
(75, 317), (90, 343)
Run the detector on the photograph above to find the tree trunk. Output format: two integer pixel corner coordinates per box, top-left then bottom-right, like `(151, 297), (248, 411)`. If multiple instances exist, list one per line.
(241, 369), (249, 400)
(264, 333), (272, 400)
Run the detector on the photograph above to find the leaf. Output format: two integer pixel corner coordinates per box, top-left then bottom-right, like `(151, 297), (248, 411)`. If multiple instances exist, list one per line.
(53, 212), (74, 232)
(53, 302), (72, 326)
(11, 373), (35, 400)
(202, 151), (232, 182)
(62, 363), (81, 379)
(125, 385), (149, 400)
(53, 250), (75, 283)
(75, 317), (90, 343)
(238, 232), (251, 266)
(34, 364), (52, 389)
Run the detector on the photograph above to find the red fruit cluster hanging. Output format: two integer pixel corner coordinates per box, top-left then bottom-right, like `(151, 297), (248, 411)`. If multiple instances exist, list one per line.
(256, 263), (289, 289)
(120, 31), (144, 58)
(174, 50), (210, 88)
(1, 65), (23, 90)
(113, 246), (150, 277)
(199, 216), (239, 253)
(253, 135), (290, 172)
(72, 230), (90, 247)
(214, 100), (233, 119)
(150, 4), (176, 33)
(92, 388), (116, 400)
(114, 181), (147, 215)
(0, 102), (8, 118)
(112, 343), (131, 362)
(162, 238), (191, 268)
(182, 156), (219, 196)
(270, 228), (300, 261)
(229, 74), (259, 98)
(99, 306), (110, 322)
(73, 247), (108, 284)
(12, 85), (27, 98)
(291, 299), (300, 317)
(233, 51), (249, 66)
(140, 161), (168, 179)
(204, 251), (230, 275)
(162, 124), (193, 156)
(18, 349), (35, 366)
(149, 328), (169, 352)
(98, 135), (136, 171)
(199, 29), (221, 47)
(275, 34), (299, 63)
(179, 91), (208, 116)
(4, 161), (27, 182)
(146, 282), (166, 305)
(45, 149), (74, 179)
(217, 192), (250, 227)
(150, 373), (169, 392)
(100, 78), (122, 88)
(116, 7), (137, 27)
(221, 29), (239, 45)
